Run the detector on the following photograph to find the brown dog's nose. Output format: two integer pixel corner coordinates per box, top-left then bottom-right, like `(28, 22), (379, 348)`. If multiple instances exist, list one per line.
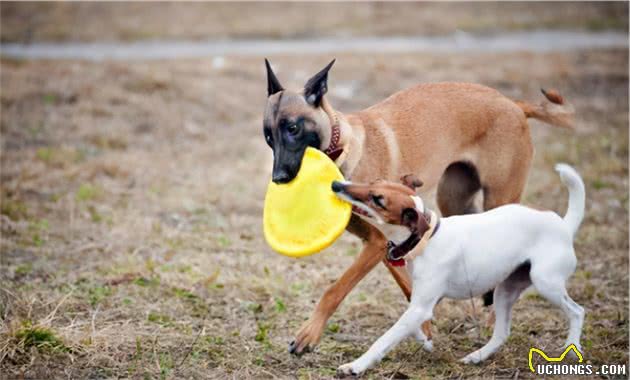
(331, 181), (345, 193)
(272, 170), (292, 184)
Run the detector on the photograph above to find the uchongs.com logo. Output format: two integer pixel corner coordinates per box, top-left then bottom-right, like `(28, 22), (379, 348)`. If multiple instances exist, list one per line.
(529, 344), (627, 376)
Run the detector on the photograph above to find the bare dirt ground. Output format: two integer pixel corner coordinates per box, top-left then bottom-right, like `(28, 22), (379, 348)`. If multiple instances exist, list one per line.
(1, 3), (628, 380)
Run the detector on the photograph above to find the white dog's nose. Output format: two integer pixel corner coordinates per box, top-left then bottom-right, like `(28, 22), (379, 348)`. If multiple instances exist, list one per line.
(331, 181), (345, 193)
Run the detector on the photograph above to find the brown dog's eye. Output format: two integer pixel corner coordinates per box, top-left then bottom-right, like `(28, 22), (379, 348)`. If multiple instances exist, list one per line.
(287, 123), (299, 135)
(372, 194), (386, 209)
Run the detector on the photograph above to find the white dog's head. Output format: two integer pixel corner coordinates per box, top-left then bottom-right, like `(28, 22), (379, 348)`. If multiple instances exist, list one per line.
(331, 174), (428, 245)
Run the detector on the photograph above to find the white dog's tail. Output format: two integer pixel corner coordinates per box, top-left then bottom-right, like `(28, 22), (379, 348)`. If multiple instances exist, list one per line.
(555, 163), (585, 237)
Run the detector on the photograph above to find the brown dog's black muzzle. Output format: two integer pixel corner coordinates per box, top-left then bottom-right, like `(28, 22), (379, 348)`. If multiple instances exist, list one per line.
(271, 146), (305, 184)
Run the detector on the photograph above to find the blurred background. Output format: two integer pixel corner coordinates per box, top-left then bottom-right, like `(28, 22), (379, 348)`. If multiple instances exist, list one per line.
(1, 2), (628, 379)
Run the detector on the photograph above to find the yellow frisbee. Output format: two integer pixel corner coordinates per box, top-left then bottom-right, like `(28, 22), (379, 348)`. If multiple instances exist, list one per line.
(263, 147), (351, 257)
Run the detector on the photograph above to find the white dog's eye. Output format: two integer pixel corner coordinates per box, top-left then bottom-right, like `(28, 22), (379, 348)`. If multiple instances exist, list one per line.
(372, 194), (386, 209)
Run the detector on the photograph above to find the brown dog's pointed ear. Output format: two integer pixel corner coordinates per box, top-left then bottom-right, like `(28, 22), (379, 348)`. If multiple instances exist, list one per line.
(400, 174), (423, 191)
(265, 58), (284, 96)
(304, 59), (335, 107)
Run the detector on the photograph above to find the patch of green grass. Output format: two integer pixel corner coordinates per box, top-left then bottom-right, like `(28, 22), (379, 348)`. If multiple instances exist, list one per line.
(159, 264), (174, 272)
(147, 312), (172, 326)
(216, 235), (231, 248)
(253, 356), (265, 366)
(582, 282), (596, 301)
(345, 246), (360, 256)
(36, 147), (54, 162)
(133, 277), (160, 287)
(290, 282), (307, 293)
(88, 285), (112, 306)
(128, 336), (144, 376)
(32, 233), (44, 247)
(16, 324), (68, 352)
(76, 183), (101, 202)
(28, 219), (49, 247)
(525, 292), (544, 302)
(42, 93), (57, 105)
(88, 205), (103, 223)
(255, 322), (269, 343)
(592, 179), (613, 190)
(327, 323), (340, 334)
(88, 135), (128, 150)
(32, 219), (49, 230)
(158, 351), (174, 380)
(35, 146), (87, 167)
(575, 270), (592, 280)
(15, 263), (33, 276)
(124, 77), (169, 94)
(274, 298), (286, 313)
(1, 198), (27, 220)
(205, 336), (225, 345)
(172, 287), (198, 301)
(244, 301), (263, 314)
(165, 237), (185, 250)
(585, 17), (627, 31)
(177, 265), (192, 273)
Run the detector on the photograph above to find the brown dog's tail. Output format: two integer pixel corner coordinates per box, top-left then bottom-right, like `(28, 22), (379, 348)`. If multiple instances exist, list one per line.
(514, 88), (575, 129)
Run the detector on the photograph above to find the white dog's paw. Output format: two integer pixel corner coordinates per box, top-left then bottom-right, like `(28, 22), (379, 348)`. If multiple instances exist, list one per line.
(423, 340), (434, 352)
(336, 362), (364, 377)
(460, 351), (483, 365)
(412, 332), (433, 352)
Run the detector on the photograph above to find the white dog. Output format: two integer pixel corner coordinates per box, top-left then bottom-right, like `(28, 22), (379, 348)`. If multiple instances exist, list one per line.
(331, 164), (585, 376)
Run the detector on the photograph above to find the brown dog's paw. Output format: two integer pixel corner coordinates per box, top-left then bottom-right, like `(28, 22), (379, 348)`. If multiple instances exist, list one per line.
(288, 319), (324, 355)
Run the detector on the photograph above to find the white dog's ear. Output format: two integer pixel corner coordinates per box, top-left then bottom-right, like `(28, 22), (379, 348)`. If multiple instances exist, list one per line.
(401, 208), (419, 227)
(400, 174), (423, 191)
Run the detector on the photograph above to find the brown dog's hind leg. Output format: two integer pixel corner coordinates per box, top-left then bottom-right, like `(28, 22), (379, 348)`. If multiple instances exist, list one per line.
(382, 259), (434, 341)
(289, 215), (387, 355)
(382, 260), (412, 300)
(437, 162), (487, 308)
(479, 146), (532, 307)
(437, 161), (482, 217)
(479, 187), (525, 308)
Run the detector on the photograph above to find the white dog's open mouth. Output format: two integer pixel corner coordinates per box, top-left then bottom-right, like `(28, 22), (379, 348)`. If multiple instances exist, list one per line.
(351, 205), (371, 218)
(334, 191), (383, 223)
(334, 186), (414, 245)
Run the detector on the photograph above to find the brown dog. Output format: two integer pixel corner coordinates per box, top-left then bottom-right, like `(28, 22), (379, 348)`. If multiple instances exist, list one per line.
(262, 59), (574, 355)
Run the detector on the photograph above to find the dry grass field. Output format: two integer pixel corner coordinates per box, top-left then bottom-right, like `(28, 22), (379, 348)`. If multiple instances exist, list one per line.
(1, 2), (627, 43)
(1, 3), (628, 380)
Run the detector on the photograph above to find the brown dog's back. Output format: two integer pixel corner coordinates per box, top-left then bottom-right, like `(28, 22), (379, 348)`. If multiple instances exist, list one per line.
(346, 82), (571, 211)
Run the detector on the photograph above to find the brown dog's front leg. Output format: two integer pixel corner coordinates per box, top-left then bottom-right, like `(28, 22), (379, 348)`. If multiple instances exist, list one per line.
(289, 216), (386, 355)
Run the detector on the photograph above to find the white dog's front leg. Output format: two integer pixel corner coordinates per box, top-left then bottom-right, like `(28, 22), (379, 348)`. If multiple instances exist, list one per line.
(337, 306), (431, 377)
